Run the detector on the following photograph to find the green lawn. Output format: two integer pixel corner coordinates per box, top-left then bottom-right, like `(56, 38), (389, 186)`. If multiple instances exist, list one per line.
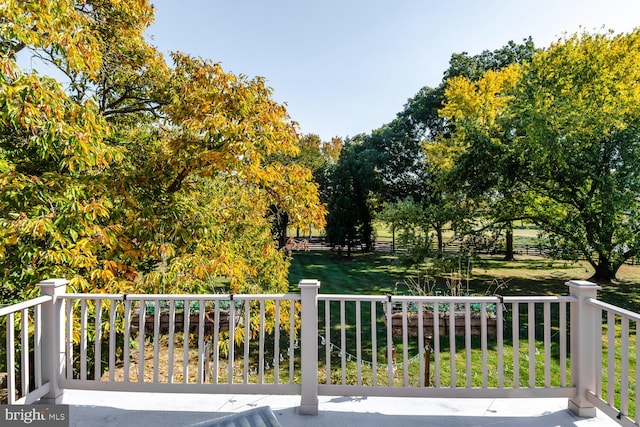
(288, 251), (640, 309)
(287, 250), (640, 418)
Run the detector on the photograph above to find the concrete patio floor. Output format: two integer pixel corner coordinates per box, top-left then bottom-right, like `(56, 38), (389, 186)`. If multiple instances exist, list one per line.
(58, 389), (620, 427)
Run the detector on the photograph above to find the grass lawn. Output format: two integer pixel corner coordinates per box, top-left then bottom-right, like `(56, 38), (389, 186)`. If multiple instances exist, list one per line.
(287, 250), (640, 418)
(288, 251), (640, 310)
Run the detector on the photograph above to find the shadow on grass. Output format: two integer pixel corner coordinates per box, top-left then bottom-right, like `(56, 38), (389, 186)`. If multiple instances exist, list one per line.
(288, 251), (640, 312)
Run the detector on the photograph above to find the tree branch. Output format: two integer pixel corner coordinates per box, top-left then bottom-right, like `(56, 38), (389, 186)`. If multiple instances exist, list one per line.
(166, 168), (191, 194)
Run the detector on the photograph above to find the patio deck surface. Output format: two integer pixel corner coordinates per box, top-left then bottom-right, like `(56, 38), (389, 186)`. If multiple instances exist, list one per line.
(58, 389), (619, 426)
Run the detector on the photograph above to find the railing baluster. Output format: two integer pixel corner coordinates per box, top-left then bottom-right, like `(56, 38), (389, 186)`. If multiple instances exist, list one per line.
(21, 308), (29, 397)
(94, 299), (102, 381)
(138, 300), (146, 383)
(325, 299), (331, 385)
(464, 302), (471, 389)
(560, 301), (567, 388)
(108, 300), (116, 382)
(355, 300), (362, 386)
(528, 302), (535, 388)
(183, 299), (190, 384)
(153, 299), (161, 383)
(340, 299), (346, 385)
(370, 300), (377, 387)
(229, 297), (236, 385)
(512, 302), (519, 388)
(123, 299), (132, 382)
(259, 299), (265, 384)
(212, 300), (219, 384)
(595, 305), (603, 398)
(274, 299), (280, 385)
(418, 302), (424, 388)
(497, 299), (504, 388)
(449, 301), (456, 388)
(65, 300), (73, 380)
(480, 302), (487, 389)
(289, 298), (295, 384)
(243, 299), (250, 384)
(386, 297), (393, 387)
(168, 300), (176, 383)
(620, 317), (629, 417)
(7, 313), (15, 404)
(402, 300), (409, 387)
(35, 304), (42, 388)
(607, 311), (615, 405)
(434, 302), (441, 388)
(198, 300), (205, 384)
(80, 299), (88, 381)
(544, 301), (551, 387)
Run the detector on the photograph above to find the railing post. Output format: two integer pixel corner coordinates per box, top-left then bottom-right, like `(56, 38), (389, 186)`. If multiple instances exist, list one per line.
(298, 279), (320, 415)
(567, 279), (601, 417)
(38, 278), (69, 403)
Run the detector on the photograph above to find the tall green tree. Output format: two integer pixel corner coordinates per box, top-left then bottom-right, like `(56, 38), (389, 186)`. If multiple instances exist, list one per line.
(439, 64), (526, 260)
(430, 39), (537, 259)
(508, 29), (640, 282)
(325, 138), (374, 255)
(389, 39), (537, 258)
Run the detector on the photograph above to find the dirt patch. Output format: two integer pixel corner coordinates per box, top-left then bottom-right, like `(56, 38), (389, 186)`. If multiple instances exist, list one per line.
(100, 335), (228, 383)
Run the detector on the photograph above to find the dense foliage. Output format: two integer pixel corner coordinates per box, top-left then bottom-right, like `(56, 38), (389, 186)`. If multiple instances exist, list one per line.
(0, 0), (325, 301)
(441, 29), (640, 281)
(325, 30), (640, 283)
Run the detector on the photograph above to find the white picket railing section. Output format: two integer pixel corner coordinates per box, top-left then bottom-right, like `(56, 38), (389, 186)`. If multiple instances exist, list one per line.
(58, 292), (303, 396)
(0, 295), (52, 404)
(587, 298), (640, 427)
(0, 278), (637, 425)
(316, 294), (573, 399)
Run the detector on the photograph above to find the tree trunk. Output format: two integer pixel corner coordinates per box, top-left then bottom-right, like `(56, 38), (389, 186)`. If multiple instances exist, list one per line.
(504, 224), (515, 261)
(392, 226), (395, 253)
(436, 225), (444, 258)
(588, 254), (620, 283)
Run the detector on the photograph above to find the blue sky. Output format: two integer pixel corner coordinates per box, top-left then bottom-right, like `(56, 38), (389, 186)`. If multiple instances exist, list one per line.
(147, 1), (640, 141)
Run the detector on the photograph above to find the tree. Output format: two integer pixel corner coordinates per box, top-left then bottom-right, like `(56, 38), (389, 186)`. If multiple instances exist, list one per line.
(377, 198), (432, 259)
(0, 1), (326, 299)
(508, 29), (640, 282)
(0, 0), (137, 300)
(427, 39), (537, 260)
(325, 139), (374, 255)
(439, 64), (525, 260)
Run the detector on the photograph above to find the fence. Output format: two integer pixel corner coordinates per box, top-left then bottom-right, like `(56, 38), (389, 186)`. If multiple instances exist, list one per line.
(0, 279), (637, 425)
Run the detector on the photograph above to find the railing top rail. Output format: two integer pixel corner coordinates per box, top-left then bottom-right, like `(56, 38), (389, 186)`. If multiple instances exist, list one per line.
(0, 295), (52, 317)
(58, 292), (574, 304)
(587, 297), (640, 322)
(319, 294), (574, 304)
(502, 295), (575, 303)
(319, 295), (388, 302)
(60, 293), (300, 302)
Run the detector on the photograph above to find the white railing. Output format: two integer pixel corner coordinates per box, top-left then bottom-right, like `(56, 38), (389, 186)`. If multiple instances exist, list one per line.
(316, 294), (573, 399)
(0, 280), (61, 404)
(58, 292), (303, 396)
(0, 278), (635, 425)
(587, 297), (640, 427)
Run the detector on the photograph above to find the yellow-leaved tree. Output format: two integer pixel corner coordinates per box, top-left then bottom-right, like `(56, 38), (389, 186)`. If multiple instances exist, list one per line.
(0, 1), (325, 301)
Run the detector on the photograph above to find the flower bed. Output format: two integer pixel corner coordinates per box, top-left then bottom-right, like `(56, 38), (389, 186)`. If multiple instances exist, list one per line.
(383, 304), (497, 337)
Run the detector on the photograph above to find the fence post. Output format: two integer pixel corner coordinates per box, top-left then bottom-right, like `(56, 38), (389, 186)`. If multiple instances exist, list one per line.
(567, 279), (601, 417)
(298, 279), (320, 415)
(38, 278), (69, 403)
